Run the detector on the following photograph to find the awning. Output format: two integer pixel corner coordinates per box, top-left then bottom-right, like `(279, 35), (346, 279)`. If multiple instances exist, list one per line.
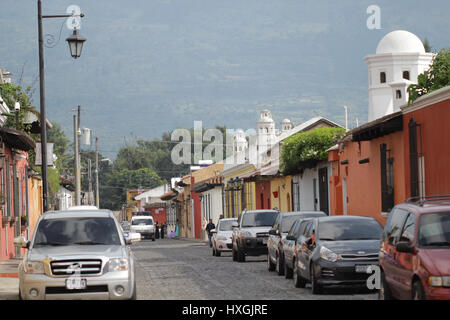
(193, 176), (224, 193)
(351, 112), (403, 142)
(0, 126), (36, 151)
(161, 190), (178, 201)
(260, 164), (279, 176)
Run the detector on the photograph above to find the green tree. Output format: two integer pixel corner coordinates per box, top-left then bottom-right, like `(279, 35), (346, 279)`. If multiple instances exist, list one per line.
(280, 127), (345, 175)
(408, 48), (450, 104)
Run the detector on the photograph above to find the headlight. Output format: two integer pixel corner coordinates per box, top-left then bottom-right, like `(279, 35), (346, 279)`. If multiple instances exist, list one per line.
(24, 261), (44, 274)
(107, 258), (129, 272)
(240, 231), (254, 238)
(320, 246), (340, 262)
(428, 276), (450, 287)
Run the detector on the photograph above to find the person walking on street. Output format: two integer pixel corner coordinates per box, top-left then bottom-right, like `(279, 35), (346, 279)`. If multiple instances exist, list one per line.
(161, 223), (165, 239)
(155, 222), (160, 239)
(205, 219), (215, 248)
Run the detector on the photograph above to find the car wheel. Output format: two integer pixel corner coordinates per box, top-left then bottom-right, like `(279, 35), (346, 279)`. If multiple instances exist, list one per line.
(129, 282), (137, 300)
(378, 270), (393, 300)
(277, 252), (285, 276)
(267, 253), (276, 271)
(412, 280), (426, 300)
(293, 259), (306, 288)
(310, 265), (322, 294)
(237, 247), (245, 262)
(285, 259), (293, 279)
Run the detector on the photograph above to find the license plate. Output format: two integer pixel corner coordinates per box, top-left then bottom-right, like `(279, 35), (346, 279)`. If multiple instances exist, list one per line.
(355, 265), (370, 273)
(65, 278), (87, 290)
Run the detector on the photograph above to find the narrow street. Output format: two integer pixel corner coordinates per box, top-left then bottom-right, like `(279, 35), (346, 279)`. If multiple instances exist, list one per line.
(133, 238), (377, 300)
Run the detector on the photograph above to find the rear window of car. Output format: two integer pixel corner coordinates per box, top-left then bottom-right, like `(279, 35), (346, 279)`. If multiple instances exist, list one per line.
(318, 219), (382, 241)
(418, 212), (450, 248)
(33, 217), (121, 247)
(132, 218), (153, 225)
(241, 211), (279, 227)
(219, 220), (235, 231)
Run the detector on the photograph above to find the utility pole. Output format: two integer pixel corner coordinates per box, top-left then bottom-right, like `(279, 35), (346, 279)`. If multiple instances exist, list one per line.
(88, 158), (92, 205)
(95, 137), (99, 208)
(73, 114), (80, 205)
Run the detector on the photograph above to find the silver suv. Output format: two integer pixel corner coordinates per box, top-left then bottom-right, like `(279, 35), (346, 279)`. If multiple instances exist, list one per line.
(14, 209), (141, 300)
(232, 209), (279, 262)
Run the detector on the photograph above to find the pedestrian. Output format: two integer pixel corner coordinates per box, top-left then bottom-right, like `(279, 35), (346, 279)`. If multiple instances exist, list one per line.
(155, 222), (160, 239)
(161, 223), (165, 239)
(205, 219), (215, 248)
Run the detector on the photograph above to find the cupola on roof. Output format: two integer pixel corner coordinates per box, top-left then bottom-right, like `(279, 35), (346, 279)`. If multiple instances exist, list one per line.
(376, 30), (425, 54)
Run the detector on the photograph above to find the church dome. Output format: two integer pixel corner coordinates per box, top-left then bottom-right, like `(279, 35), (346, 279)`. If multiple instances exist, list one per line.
(376, 30), (425, 54)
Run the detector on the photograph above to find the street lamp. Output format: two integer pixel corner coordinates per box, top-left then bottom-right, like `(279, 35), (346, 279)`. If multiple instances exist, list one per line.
(37, 0), (86, 212)
(66, 29), (86, 59)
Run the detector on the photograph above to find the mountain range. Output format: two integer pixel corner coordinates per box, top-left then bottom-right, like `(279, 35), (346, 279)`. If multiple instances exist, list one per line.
(1, 0), (449, 160)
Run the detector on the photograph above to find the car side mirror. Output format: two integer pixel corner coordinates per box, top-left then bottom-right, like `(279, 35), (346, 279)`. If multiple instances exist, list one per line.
(14, 236), (29, 249)
(395, 241), (414, 253)
(286, 235), (297, 242)
(124, 232), (141, 245)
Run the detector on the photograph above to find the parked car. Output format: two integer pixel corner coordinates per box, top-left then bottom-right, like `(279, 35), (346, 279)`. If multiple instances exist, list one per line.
(13, 209), (141, 300)
(211, 218), (238, 256)
(232, 209), (280, 262)
(130, 215), (156, 240)
(283, 217), (320, 283)
(293, 216), (383, 294)
(379, 197), (450, 300)
(267, 211), (326, 276)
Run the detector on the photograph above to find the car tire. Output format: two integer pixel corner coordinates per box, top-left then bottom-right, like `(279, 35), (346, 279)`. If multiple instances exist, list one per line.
(237, 247), (245, 262)
(412, 280), (426, 300)
(267, 252), (276, 271)
(276, 252), (285, 276)
(310, 265), (322, 294)
(129, 282), (137, 300)
(293, 259), (306, 288)
(378, 270), (393, 300)
(285, 259), (293, 279)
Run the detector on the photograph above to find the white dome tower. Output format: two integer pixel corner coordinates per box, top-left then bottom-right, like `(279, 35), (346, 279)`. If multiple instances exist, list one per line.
(281, 119), (293, 132)
(233, 129), (247, 154)
(364, 30), (434, 122)
(257, 109), (276, 150)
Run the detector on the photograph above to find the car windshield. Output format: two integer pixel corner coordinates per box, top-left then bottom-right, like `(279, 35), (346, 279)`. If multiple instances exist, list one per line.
(33, 217), (121, 247)
(132, 218), (153, 225)
(219, 220), (235, 231)
(318, 219), (382, 241)
(418, 212), (450, 247)
(241, 211), (279, 227)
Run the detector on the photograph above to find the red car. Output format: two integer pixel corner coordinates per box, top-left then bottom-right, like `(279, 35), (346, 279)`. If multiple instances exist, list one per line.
(379, 197), (450, 300)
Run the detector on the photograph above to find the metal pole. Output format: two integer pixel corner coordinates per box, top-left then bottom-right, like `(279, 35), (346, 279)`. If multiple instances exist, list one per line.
(77, 105), (81, 204)
(88, 158), (92, 205)
(95, 137), (99, 208)
(38, 0), (49, 212)
(73, 115), (80, 205)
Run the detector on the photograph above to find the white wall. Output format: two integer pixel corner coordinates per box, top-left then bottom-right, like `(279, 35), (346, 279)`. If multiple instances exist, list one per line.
(200, 186), (223, 240)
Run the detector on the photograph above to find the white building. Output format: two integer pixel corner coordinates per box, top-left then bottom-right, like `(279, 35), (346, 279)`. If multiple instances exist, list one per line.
(364, 30), (434, 122)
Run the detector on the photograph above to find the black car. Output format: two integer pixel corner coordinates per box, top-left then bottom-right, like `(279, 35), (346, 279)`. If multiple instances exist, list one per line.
(267, 211), (326, 276)
(294, 216), (383, 294)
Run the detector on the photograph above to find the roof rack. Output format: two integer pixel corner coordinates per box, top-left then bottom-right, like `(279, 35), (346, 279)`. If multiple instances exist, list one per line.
(405, 195), (450, 206)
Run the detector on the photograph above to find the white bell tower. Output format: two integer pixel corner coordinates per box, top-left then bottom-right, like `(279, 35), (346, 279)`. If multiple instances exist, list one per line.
(364, 30), (434, 122)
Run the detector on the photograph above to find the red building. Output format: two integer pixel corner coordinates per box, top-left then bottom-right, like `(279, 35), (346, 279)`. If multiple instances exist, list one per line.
(0, 127), (35, 261)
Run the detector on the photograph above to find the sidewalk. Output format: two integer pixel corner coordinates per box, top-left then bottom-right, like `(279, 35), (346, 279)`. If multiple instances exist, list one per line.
(0, 258), (20, 300)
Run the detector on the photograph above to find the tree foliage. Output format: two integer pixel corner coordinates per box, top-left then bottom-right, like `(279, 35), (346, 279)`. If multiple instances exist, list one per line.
(280, 127), (345, 175)
(408, 48), (450, 104)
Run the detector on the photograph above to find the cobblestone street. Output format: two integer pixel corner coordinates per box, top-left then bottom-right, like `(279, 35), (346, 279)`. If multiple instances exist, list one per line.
(134, 238), (377, 300)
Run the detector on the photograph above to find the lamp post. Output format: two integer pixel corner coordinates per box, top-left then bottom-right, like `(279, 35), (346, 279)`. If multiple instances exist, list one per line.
(37, 1), (86, 212)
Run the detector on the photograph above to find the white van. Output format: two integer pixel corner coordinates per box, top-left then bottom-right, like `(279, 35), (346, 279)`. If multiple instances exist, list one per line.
(130, 216), (155, 241)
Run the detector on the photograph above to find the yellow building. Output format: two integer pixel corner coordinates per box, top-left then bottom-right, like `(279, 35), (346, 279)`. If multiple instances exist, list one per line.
(27, 175), (43, 239)
(270, 175), (292, 213)
(222, 163), (256, 218)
